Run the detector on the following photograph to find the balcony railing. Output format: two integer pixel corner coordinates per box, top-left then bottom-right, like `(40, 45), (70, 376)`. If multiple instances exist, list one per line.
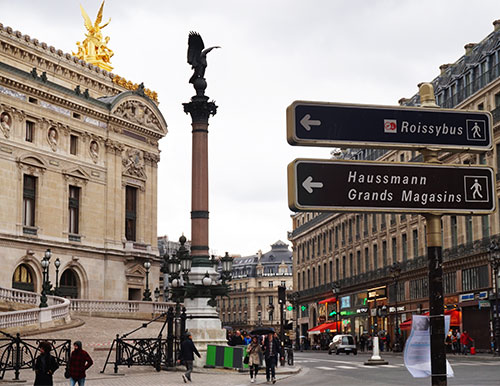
(296, 234), (497, 299)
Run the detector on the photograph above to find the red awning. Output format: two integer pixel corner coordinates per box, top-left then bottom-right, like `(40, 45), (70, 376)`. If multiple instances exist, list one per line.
(399, 310), (461, 331)
(318, 296), (337, 304)
(307, 321), (341, 334)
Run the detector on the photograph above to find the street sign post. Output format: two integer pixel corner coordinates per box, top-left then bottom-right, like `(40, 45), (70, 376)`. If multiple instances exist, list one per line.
(287, 101), (493, 152)
(288, 159), (496, 214)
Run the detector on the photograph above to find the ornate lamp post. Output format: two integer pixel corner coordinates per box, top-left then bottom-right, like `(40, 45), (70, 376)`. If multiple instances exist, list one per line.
(39, 255), (49, 308)
(332, 281), (340, 333)
(488, 240), (500, 356)
(143, 260), (152, 301)
(154, 287), (160, 302)
(54, 257), (61, 296)
(389, 262), (402, 351)
(221, 252), (233, 284)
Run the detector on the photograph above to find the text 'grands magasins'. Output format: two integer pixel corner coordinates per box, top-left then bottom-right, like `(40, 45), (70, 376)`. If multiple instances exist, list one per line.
(347, 170), (462, 205)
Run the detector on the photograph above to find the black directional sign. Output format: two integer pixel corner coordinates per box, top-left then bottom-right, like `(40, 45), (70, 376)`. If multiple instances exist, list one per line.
(287, 101), (493, 152)
(288, 159), (496, 214)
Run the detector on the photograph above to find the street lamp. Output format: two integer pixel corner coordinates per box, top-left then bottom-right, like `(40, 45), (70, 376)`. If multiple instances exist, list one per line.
(202, 272), (212, 287)
(44, 248), (52, 288)
(39, 255), (50, 308)
(143, 260), (152, 301)
(221, 252), (233, 284)
(178, 235), (192, 283)
(389, 262), (402, 351)
(54, 257), (61, 296)
(488, 240), (500, 356)
(154, 287), (160, 302)
(332, 281), (340, 333)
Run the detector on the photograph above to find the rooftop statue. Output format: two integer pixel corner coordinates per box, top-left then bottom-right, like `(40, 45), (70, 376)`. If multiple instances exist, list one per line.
(187, 32), (220, 96)
(73, 1), (114, 71)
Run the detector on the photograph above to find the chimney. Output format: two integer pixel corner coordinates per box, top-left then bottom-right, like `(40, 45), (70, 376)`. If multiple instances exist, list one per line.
(439, 64), (451, 75)
(494, 20), (500, 32)
(464, 43), (476, 56)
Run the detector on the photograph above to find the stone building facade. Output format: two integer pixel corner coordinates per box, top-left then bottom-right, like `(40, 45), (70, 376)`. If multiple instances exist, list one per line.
(288, 20), (500, 351)
(0, 23), (167, 300)
(218, 241), (294, 332)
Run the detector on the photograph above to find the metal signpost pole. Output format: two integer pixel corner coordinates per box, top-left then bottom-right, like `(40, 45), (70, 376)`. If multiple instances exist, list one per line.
(420, 83), (446, 386)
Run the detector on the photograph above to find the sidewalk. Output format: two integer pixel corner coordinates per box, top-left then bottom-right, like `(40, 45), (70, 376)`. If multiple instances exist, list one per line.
(0, 364), (301, 385)
(1, 316), (301, 385)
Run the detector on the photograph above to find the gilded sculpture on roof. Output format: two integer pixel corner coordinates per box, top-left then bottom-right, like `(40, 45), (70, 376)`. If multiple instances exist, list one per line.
(73, 1), (114, 72)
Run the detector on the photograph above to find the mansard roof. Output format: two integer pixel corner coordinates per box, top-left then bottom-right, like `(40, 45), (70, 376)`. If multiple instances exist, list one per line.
(401, 21), (500, 107)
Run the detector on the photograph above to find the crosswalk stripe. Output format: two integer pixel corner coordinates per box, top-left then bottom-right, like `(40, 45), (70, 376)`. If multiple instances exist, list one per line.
(315, 366), (336, 371)
(336, 365), (357, 369)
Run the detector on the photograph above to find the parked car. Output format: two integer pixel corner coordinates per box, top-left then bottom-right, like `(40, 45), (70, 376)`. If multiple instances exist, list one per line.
(328, 334), (357, 355)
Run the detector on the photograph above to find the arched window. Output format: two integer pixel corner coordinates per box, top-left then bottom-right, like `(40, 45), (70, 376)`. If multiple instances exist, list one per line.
(59, 269), (79, 298)
(12, 264), (34, 292)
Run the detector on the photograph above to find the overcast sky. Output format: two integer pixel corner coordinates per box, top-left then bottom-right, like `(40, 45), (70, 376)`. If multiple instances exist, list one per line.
(2, 1), (500, 256)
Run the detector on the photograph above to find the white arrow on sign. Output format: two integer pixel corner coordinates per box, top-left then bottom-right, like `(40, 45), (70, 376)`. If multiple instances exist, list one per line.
(302, 176), (324, 193)
(300, 114), (321, 131)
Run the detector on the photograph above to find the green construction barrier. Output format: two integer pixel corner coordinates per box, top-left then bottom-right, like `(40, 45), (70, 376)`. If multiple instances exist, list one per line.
(205, 344), (248, 370)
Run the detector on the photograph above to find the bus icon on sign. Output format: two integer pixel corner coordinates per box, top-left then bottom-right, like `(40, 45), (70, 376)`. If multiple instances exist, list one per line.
(384, 119), (397, 133)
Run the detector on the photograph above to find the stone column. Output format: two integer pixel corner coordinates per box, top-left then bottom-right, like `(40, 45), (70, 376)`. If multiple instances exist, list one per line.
(183, 95), (226, 365)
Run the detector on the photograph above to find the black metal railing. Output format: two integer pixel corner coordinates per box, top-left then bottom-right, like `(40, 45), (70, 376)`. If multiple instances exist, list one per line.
(0, 331), (70, 381)
(101, 306), (186, 374)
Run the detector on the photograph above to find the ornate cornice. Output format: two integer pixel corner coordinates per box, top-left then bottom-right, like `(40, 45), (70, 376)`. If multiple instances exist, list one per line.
(0, 75), (165, 141)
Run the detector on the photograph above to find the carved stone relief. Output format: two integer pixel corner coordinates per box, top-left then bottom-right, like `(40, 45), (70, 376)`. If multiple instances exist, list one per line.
(114, 100), (161, 132)
(0, 112), (11, 138)
(122, 148), (146, 179)
(89, 140), (99, 163)
(47, 127), (58, 151)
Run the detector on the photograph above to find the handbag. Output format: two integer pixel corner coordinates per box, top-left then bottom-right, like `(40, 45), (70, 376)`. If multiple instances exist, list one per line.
(64, 367), (70, 379)
(243, 354), (249, 364)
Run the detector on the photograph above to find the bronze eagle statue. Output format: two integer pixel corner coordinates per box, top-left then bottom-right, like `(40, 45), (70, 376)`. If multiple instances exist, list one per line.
(187, 32), (220, 84)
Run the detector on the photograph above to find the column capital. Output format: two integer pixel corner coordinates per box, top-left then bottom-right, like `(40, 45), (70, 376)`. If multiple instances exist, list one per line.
(183, 96), (217, 124)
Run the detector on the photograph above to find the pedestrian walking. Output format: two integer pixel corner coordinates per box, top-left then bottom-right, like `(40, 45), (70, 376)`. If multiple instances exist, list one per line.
(34, 341), (59, 386)
(262, 332), (282, 384)
(178, 332), (201, 383)
(359, 334), (366, 352)
(460, 331), (473, 355)
(68, 340), (93, 386)
(247, 336), (262, 383)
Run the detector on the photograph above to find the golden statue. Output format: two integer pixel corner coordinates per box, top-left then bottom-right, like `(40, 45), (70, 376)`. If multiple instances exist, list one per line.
(73, 1), (114, 71)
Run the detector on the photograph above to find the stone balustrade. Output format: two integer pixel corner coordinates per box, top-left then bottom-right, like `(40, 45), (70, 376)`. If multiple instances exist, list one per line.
(0, 286), (70, 330)
(0, 286), (177, 330)
(70, 299), (175, 318)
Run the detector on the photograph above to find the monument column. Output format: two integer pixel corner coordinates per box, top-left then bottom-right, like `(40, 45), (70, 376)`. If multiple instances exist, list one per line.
(182, 32), (227, 363)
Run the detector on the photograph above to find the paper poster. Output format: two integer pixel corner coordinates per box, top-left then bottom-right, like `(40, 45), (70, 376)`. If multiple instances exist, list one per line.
(403, 315), (454, 378)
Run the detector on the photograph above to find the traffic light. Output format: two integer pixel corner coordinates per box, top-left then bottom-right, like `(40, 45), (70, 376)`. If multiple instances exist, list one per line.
(286, 305), (293, 311)
(278, 285), (286, 304)
(301, 305), (307, 311)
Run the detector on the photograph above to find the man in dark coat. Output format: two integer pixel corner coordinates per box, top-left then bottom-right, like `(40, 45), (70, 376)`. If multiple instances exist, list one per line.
(229, 330), (245, 346)
(261, 332), (282, 384)
(178, 332), (201, 382)
(34, 341), (59, 386)
(68, 340), (93, 385)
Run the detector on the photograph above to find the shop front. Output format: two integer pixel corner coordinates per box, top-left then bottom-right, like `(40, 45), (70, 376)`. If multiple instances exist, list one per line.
(459, 291), (491, 351)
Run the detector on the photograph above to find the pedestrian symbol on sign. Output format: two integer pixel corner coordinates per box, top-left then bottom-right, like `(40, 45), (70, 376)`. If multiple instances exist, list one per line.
(464, 175), (489, 203)
(466, 120), (486, 141)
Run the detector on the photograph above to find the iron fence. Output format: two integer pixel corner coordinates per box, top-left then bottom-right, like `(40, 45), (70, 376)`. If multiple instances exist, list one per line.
(0, 332), (70, 381)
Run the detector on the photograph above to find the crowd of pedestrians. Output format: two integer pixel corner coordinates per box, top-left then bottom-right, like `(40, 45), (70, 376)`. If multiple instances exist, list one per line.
(34, 340), (93, 386)
(227, 329), (284, 384)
